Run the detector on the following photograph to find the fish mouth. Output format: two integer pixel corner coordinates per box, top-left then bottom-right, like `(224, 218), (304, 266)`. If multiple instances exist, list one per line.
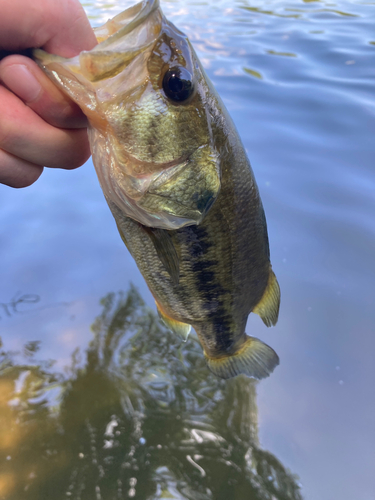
(93, 0), (161, 48)
(55, 0), (164, 85)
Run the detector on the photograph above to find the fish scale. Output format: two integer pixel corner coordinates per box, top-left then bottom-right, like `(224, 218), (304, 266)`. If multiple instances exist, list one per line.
(34, 0), (280, 379)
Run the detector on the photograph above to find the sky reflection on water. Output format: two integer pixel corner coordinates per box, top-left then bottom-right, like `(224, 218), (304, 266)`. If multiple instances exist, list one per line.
(0, 0), (374, 498)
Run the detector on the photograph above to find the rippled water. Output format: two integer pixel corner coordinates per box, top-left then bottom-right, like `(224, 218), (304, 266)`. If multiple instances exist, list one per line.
(0, 0), (374, 499)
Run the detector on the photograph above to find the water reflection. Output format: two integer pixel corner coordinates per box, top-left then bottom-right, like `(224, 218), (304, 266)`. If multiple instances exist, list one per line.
(0, 293), (40, 320)
(0, 286), (302, 499)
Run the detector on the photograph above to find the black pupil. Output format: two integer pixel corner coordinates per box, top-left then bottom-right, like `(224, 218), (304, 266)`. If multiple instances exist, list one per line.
(163, 67), (194, 102)
(169, 76), (184, 93)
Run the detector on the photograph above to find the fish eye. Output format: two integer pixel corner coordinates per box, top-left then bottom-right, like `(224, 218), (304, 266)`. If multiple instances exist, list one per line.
(162, 67), (194, 102)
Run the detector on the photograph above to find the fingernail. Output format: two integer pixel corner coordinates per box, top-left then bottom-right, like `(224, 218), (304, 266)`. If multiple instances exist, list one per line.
(1, 64), (42, 103)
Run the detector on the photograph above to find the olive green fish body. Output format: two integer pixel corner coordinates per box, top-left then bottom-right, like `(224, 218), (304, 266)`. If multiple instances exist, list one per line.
(34, 0), (280, 379)
(111, 122), (278, 368)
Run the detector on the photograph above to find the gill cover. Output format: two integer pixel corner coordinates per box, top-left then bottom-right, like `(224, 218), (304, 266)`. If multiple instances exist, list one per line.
(34, 0), (221, 229)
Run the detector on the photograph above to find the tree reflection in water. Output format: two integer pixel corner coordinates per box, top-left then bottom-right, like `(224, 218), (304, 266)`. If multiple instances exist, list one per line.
(0, 286), (302, 500)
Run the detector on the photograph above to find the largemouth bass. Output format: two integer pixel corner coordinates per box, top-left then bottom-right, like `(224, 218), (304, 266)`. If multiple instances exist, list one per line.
(34, 0), (281, 379)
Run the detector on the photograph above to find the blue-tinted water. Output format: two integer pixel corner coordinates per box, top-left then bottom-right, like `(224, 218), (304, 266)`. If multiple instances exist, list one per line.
(0, 0), (374, 498)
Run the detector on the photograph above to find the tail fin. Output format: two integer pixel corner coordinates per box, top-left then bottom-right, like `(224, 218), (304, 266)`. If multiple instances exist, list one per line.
(205, 336), (279, 380)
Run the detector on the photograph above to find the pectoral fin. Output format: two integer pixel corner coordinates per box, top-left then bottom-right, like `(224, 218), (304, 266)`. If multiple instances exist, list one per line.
(139, 194), (202, 225)
(143, 227), (180, 285)
(156, 303), (191, 342)
(205, 336), (279, 380)
(253, 269), (280, 327)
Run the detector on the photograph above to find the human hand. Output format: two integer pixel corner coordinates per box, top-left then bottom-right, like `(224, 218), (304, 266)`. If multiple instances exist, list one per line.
(0, 0), (97, 188)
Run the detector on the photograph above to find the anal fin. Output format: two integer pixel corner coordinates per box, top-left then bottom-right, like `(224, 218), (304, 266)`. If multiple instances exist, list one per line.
(205, 336), (279, 380)
(156, 302), (191, 342)
(253, 268), (280, 327)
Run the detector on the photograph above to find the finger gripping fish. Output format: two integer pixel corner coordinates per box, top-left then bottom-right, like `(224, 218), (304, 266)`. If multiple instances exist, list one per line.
(34, 0), (281, 379)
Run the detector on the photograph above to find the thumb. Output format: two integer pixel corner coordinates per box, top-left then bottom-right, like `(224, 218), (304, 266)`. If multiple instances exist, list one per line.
(0, 0), (97, 57)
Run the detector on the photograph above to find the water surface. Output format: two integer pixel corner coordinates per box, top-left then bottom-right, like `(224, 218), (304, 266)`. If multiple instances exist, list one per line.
(0, 0), (374, 498)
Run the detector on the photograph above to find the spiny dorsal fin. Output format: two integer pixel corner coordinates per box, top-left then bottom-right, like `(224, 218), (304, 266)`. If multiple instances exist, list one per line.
(253, 269), (280, 327)
(205, 335), (279, 380)
(156, 302), (191, 342)
(143, 227), (180, 285)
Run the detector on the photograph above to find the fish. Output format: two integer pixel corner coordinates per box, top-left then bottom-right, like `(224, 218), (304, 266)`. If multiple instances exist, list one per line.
(34, 0), (281, 379)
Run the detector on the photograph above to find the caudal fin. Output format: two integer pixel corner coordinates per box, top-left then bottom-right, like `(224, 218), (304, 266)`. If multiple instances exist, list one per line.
(205, 336), (279, 380)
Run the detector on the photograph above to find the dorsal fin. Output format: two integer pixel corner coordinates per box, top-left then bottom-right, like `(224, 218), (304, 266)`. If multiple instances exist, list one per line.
(143, 227), (180, 285)
(253, 269), (280, 327)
